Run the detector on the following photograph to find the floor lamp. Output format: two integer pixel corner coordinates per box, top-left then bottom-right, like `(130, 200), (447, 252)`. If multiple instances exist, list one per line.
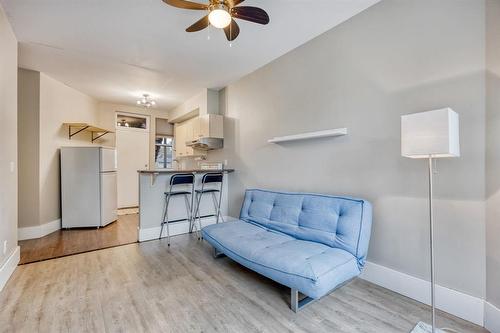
(401, 108), (460, 333)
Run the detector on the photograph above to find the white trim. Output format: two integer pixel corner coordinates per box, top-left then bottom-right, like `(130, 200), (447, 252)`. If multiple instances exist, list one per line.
(0, 246), (20, 292)
(139, 216), (236, 242)
(18, 219), (61, 240)
(485, 301), (500, 333)
(360, 261), (484, 326)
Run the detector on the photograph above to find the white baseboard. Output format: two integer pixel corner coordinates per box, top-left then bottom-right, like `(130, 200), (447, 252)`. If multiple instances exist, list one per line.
(485, 301), (500, 333)
(18, 219), (61, 240)
(0, 246), (20, 292)
(360, 261), (484, 326)
(139, 216), (236, 242)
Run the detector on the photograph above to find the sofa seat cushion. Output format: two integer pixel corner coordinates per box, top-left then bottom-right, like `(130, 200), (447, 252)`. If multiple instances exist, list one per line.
(202, 220), (361, 299)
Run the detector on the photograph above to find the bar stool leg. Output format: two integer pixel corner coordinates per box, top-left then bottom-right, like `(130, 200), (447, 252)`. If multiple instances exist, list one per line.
(159, 196), (167, 240)
(183, 193), (193, 234)
(211, 192), (225, 224)
(189, 181), (195, 233)
(210, 192), (219, 223)
(165, 194), (172, 246)
(194, 191), (203, 240)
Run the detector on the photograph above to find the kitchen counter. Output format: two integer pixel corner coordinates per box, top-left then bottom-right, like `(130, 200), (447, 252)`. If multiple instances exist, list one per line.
(138, 169), (235, 174)
(137, 169), (233, 242)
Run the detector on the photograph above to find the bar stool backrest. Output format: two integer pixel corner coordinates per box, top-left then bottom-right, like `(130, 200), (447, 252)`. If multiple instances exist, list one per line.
(170, 173), (195, 186)
(202, 172), (223, 184)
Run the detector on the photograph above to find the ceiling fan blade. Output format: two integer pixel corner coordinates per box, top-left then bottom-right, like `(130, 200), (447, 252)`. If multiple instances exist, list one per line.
(186, 15), (209, 32)
(227, 0), (245, 7)
(162, 0), (208, 10)
(224, 19), (240, 41)
(231, 6), (270, 25)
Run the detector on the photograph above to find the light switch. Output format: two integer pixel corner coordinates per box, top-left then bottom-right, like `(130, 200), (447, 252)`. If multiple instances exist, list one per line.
(9, 161), (14, 173)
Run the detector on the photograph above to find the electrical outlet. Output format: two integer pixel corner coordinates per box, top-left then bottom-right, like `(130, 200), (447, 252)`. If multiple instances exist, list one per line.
(9, 162), (15, 173)
(3, 241), (7, 255)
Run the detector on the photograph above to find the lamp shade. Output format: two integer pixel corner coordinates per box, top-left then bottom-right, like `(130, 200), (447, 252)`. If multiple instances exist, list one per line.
(401, 108), (460, 159)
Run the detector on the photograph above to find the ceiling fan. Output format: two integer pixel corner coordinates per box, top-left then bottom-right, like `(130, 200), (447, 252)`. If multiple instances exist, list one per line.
(162, 0), (270, 41)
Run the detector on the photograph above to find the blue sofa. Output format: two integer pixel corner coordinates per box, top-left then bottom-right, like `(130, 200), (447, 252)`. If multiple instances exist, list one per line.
(201, 189), (373, 312)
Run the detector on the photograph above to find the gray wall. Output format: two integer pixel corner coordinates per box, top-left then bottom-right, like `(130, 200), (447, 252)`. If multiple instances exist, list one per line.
(211, 0), (486, 298)
(18, 69), (40, 229)
(486, 0), (500, 308)
(0, 5), (18, 267)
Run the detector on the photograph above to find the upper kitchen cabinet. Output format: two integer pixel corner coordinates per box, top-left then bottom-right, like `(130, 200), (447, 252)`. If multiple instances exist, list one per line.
(174, 121), (195, 157)
(193, 114), (223, 139)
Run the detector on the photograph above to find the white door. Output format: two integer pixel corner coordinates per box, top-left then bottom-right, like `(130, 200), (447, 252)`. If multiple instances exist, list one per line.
(116, 114), (150, 208)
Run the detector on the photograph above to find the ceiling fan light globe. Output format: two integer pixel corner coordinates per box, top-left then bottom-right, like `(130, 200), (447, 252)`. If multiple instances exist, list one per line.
(209, 8), (231, 29)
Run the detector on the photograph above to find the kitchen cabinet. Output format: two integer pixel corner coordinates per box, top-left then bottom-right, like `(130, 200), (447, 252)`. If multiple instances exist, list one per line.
(192, 114), (223, 139)
(175, 122), (191, 157)
(174, 114), (223, 158)
(175, 121), (196, 157)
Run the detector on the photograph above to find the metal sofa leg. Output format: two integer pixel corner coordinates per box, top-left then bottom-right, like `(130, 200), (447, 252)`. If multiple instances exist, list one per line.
(290, 288), (316, 313)
(213, 247), (226, 259)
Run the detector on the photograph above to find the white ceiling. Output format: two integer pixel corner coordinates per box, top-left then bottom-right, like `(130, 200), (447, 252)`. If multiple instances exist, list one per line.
(2, 0), (380, 110)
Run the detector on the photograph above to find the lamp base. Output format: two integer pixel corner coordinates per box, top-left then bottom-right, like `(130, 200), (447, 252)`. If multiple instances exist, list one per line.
(411, 322), (447, 333)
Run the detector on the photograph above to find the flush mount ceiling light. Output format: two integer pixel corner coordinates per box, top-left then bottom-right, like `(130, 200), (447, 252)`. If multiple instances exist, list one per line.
(136, 94), (156, 108)
(162, 0), (270, 41)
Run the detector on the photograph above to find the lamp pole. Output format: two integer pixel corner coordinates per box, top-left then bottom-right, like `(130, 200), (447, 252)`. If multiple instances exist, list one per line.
(428, 156), (436, 333)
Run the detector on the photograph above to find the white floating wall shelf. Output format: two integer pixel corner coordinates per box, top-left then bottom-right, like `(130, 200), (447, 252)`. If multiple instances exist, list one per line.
(268, 128), (348, 144)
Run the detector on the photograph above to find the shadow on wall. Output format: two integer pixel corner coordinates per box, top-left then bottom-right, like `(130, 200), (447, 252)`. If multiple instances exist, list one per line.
(210, 115), (246, 217)
(486, 71), (500, 197)
(486, 71), (500, 306)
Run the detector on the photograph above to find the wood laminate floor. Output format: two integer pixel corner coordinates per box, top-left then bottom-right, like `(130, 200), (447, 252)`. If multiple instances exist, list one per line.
(1, 234), (487, 333)
(19, 213), (138, 264)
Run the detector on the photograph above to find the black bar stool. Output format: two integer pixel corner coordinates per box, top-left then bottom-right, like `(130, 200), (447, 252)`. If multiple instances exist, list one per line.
(192, 172), (225, 236)
(160, 173), (195, 246)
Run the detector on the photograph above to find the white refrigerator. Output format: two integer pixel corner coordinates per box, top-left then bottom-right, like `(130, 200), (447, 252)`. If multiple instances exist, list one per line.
(61, 146), (118, 228)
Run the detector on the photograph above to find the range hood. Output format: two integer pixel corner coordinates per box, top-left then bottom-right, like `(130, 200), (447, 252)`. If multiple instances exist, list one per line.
(186, 137), (224, 150)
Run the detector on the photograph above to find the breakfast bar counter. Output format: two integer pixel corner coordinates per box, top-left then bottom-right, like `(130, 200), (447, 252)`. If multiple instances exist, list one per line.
(137, 169), (234, 242)
(138, 169), (235, 174)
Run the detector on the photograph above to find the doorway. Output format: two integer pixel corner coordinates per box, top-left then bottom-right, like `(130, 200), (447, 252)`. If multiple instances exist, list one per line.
(115, 112), (150, 208)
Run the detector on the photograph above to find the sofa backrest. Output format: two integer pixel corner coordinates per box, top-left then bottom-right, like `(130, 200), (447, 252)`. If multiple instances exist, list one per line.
(239, 189), (372, 268)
